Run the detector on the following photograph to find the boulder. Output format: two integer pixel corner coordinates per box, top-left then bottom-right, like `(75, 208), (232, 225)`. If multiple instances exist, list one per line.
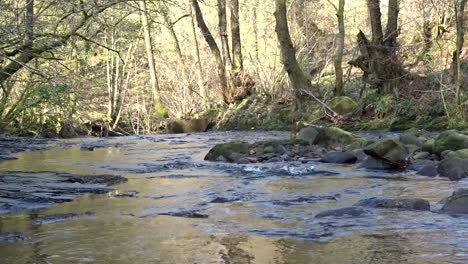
(329, 96), (358, 116)
(417, 164), (438, 177)
(446, 148), (468, 159)
(400, 134), (423, 147)
(403, 128), (428, 137)
(315, 206), (370, 218)
(422, 138), (435, 153)
(438, 157), (468, 181)
(441, 189), (468, 214)
(364, 138), (408, 166)
(204, 141), (251, 161)
(320, 151), (358, 164)
(433, 130), (468, 154)
(166, 118), (212, 134)
(296, 127), (319, 145)
(355, 197), (430, 211)
(359, 156), (397, 170)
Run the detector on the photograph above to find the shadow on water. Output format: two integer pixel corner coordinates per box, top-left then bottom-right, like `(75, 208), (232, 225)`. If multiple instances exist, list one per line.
(1, 131), (468, 263)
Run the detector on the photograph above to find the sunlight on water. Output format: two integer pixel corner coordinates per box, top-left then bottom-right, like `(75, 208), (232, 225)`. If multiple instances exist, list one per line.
(1, 131), (468, 264)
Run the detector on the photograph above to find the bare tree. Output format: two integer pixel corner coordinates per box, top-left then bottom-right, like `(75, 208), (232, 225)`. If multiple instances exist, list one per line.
(218, 0), (232, 72)
(191, 0), (229, 103)
(329, 0), (346, 96)
(138, 0), (162, 106)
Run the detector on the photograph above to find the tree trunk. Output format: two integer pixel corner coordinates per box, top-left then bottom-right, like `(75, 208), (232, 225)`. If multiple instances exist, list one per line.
(349, 0), (407, 95)
(334, 0), (345, 96)
(230, 0), (243, 71)
(25, 0), (34, 45)
(218, 0), (232, 72)
(453, 0), (467, 108)
(191, 0), (229, 103)
(274, 0), (310, 99)
(189, 1), (207, 104)
(138, 0), (162, 106)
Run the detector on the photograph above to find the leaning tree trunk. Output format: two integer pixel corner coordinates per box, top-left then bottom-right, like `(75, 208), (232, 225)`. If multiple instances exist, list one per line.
(349, 0), (409, 95)
(218, 0), (232, 73)
(274, 0), (310, 99)
(191, 0), (229, 104)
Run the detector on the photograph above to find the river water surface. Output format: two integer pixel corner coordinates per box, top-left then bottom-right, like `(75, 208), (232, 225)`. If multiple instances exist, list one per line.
(1, 131), (468, 264)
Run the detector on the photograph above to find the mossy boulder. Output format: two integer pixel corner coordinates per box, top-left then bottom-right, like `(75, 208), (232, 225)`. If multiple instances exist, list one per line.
(296, 127), (319, 145)
(298, 125), (366, 148)
(204, 141), (250, 161)
(433, 130), (468, 154)
(438, 157), (468, 181)
(446, 149), (468, 159)
(329, 96), (358, 116)
(399, 134), (423, 147)
(441, 189), (468, 214)
(422, 138), (435, 153)
(167, 118), (212, 134)
(364, 138), (408, 166)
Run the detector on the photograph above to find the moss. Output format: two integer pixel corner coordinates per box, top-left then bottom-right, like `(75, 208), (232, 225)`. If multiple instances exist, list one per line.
(204, 141), (251, 160)
(261, 139), (309, 147)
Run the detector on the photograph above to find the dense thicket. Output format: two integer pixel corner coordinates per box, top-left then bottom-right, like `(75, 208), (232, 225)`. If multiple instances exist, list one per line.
(0, 0), (467, 136)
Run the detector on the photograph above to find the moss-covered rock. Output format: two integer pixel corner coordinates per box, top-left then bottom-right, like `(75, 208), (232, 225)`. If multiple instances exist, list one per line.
(441, 189), (468, 214)
(433, 130), (468, 154)
(204, 141), (251, 161)
(422, 138), (435, 153)
(446, 148), (468, 159)
(296, 127), (319, 144)
(329, 96), (358, 116)
(364, 138), (408, 166)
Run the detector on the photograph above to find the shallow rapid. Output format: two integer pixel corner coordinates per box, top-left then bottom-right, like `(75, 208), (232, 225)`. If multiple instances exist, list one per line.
(1, 131), (468, 264)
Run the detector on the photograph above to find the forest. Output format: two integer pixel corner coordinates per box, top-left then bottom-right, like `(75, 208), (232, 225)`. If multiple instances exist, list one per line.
(0, 0), (467, 137)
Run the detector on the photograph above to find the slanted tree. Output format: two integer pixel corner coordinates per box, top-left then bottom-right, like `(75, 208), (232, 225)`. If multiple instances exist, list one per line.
(274, 0), (311, 99)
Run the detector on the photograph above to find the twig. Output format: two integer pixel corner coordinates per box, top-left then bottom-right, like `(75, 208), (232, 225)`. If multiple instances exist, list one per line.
(301, 89), (339, 117)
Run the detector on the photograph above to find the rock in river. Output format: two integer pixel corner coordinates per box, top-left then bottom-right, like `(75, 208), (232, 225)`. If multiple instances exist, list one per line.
(364, 138), (408, 167)
(320, 151), (358, 164)
(315, 206), (370, 218)
(355, 197), (430, 211)
(438, 157), (468, 181)
(441, 189), (468, 214)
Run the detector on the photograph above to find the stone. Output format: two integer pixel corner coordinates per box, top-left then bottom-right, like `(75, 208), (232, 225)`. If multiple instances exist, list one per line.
(417, 164), (438, 177)
(364, 138), (408, 166)
(204, 141), (250, 161)
(296, 127), (319, 145)
(320, 151), (358, 164)
(441, 189), (468, 214)
(329, 96), (358, 116)
(315, 206), (370, 218)
(166, 118), (212, 133)
(400, 134), (423, 147)
(422, 139), (435, 153)
(413, 151), (431, 160)
(433, 130), (468, 154)
(438, 157), (468, 181)
(355, 197), (430, 211)
(446, 148), (468, 159)
(359, 156), (397, 170)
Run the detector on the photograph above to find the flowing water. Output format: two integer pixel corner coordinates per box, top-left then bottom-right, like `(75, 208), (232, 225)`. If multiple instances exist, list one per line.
(1, 131), (468, 264)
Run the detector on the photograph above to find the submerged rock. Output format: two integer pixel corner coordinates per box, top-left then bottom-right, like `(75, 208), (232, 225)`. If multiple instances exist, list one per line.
(354, 197), (430, 211)
(159, 211), (209, 219)
(32, 212), (95, 225)
(359, 156), (397, 170)
(0, 232), (29, 243)
(320, 151), (358, 164)
(315, 206), (370, 218)
(441, 189), (468, 214)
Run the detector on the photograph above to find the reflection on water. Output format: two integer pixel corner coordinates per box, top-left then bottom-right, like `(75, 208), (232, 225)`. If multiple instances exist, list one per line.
(1, 131), (468, 264)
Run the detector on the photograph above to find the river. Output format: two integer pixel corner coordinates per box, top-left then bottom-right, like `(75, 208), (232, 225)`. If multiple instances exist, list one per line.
(0, 131), (468, 263)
